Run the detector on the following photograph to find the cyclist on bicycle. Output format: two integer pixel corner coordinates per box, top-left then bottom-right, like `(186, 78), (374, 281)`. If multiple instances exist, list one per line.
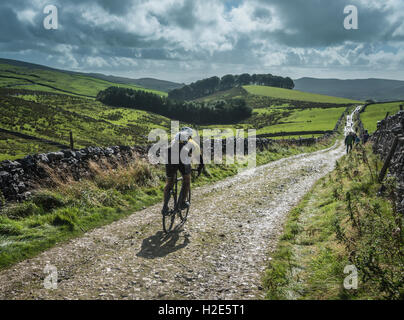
(162, 127), (204, 215)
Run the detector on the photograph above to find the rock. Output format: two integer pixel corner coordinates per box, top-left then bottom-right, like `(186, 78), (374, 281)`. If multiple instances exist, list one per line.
(21, 155), (36, 167)
(0, 171), (10, 180)
(104, 147), (114, 156)
(17, 182), (26, 191)
(62, 150), (76, 158)
(37, 153), (49, 163)
(1, 160), (21, 170)
(22, 191), (32, 199)
(47, 152), (64, 162)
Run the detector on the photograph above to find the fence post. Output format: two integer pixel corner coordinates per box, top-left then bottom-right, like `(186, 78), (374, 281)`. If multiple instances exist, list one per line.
(378, 135), (399, 183)
(69, 131), (74, 150)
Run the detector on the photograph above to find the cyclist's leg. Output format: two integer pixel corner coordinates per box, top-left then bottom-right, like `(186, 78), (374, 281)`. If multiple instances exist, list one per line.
(162, 164), (177, 214)
(178, 164), (191, 209)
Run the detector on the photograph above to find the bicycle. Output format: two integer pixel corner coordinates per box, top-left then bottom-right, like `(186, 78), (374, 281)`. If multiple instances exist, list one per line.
(162, 168), (201, 234)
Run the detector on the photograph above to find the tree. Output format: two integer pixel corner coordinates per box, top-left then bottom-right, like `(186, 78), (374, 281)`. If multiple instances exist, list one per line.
(237, 73), (252, 86)
(220, 74), (235, 90)
(167, 72), (295, 101)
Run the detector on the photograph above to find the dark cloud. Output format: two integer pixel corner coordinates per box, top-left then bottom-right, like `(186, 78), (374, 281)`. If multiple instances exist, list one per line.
(153, 0), (197, 29)
(0, 0), (403, 81)
(258, 0), (399, 47)
(0, 5), (30, 42)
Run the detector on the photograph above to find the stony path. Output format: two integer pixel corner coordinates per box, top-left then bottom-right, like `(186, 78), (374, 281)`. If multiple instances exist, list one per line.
(0, 141), (345, 300)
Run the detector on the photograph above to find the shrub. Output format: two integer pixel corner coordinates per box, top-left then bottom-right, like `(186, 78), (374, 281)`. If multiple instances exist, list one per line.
(31, 191), (66, 211)
(51, 208), (78, 231)
(3, 202), (41, 219)
(0, 221), (23, 235)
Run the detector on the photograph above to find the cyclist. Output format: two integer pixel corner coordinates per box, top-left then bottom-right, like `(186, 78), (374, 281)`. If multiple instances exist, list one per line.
(162, 127), (204, 215)
(345, 131), (355, 154)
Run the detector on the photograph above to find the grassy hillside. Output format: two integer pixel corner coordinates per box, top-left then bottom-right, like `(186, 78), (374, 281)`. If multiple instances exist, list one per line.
(0, 92), (172, 160)
(193, 85), (353, 138)
(360, 102), (403, 133)
(198, 106), (346, 137)
(250, 107), (344, 134)
(243, 85), (362, 104)
(0, 63), (166, 97)
(0, 60), (356, 161)
(0, 131), (60, 161)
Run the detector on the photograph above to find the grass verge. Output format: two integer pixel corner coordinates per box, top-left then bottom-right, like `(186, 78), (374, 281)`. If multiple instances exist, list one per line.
(262, 143), (403, 300)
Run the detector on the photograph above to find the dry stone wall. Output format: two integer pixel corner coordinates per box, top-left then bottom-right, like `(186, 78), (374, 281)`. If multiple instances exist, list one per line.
(0, 135), (332, 204)
(371, 111), (404, 214)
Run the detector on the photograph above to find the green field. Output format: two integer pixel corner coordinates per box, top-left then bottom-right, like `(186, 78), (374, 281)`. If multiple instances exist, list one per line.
(252, 107), (345, 134)
(0, 86), (350, 161)
(198, 106), (346, 137)
(360, 102), (403, 133)
(0, 63), (166, 97)
(0, 131), (60, 161)
(0, 93), (172, 160)
(243, 85), (361, 104)
(193, 85), (352, 138)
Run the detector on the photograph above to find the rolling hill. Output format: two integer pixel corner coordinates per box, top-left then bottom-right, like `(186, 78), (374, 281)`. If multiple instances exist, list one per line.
(0, 58), (361, 161)
(0, 91), (172, 161)
(294, 77), (404, 102)
(243, 85), (362, 104)
(0, 58), (181, 93)
(0, 62), (166, 98)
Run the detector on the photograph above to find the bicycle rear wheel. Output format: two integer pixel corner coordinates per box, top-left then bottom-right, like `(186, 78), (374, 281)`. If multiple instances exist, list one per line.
(178, 186), (191, 223)
(162, 179), (177, 234)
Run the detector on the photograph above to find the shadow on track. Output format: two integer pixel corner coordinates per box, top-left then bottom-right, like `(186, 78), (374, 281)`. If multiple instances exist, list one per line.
(136, 225), (190, 259)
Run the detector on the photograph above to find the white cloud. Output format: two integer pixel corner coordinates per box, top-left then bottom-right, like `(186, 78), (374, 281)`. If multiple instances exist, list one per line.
(2, 0), (404, 81)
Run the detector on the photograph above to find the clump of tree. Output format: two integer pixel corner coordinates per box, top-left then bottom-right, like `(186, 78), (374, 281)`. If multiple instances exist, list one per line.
(96, 87), (252, 125)
(168, 73), (295, 101)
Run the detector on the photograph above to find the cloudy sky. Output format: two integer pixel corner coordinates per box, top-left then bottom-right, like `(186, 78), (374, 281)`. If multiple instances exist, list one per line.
(1, 0), (404, 83)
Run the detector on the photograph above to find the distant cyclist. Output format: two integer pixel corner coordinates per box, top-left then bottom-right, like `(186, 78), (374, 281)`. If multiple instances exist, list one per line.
(345, 131), (355, 154)
(162, 127), (204, 215)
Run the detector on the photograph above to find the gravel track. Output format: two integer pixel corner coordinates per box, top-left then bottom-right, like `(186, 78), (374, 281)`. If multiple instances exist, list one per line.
(0, 141), (345, 300)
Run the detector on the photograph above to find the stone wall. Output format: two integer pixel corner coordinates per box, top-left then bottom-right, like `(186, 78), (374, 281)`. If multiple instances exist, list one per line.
(371, 110), (404, 214)
(0, 146), (147, 203)
(0, 135), (333, 204)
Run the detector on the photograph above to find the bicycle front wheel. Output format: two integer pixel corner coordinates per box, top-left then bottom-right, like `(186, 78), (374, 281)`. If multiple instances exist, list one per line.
(162, 183), (177, 234)
(179, 187), (191, 223)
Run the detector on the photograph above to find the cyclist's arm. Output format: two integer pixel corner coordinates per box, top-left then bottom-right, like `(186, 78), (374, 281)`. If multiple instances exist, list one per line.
(188, 139), (205, 175)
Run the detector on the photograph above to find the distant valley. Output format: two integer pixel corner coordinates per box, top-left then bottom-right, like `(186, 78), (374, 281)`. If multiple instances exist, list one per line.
(294, 77), (404, 102)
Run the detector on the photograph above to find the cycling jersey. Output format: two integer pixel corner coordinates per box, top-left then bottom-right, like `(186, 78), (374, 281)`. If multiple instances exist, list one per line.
(165, 138), (202, 178)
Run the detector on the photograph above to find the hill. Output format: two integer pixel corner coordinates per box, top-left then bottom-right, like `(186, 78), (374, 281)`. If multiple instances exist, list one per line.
(83, 74), (183, 92)
(294, 77), (404, 102)
(0, 60), (167, 98)
(168, 73), (294, 101)
(195, 86), (354, 139)
(243, 85), (361, 104)
(0, 89), (172, 161)
(0, 59), (358, 161)
(0, 58), (180, 93)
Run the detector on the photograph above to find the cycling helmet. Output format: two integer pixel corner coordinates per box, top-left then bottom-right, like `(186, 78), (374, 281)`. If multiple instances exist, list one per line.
(175, 127), (194, 142)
